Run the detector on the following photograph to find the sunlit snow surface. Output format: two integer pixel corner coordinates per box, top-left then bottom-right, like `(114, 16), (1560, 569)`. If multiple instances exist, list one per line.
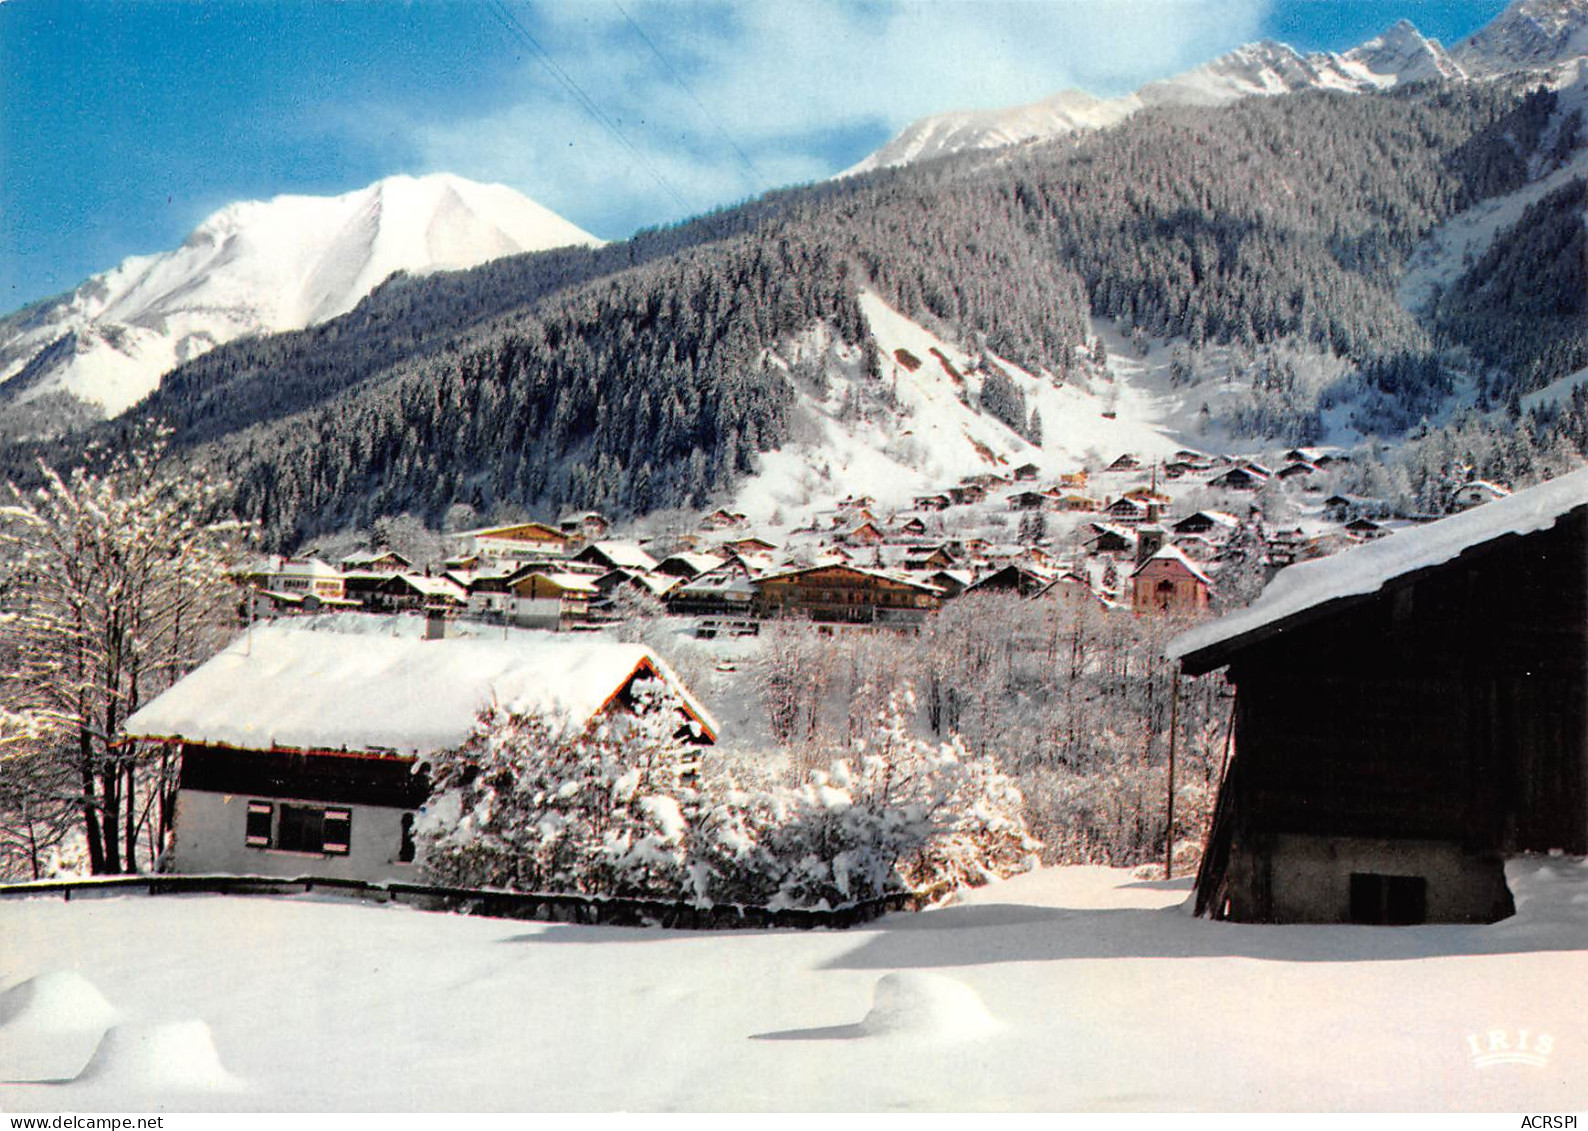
(2, 861), (1583, 1111)
(0, 173), (600, 418)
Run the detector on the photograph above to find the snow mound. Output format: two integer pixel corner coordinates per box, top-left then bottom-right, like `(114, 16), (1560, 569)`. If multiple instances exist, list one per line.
(1504, 855), (1588, 920)
(856, 972), (997, 1040)
(0, 972), (119, 1034)
(73, 1021), (245, 1094)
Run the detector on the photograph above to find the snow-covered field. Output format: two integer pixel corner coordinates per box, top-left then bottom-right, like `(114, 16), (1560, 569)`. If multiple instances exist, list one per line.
(3, 860), (1585, 1112)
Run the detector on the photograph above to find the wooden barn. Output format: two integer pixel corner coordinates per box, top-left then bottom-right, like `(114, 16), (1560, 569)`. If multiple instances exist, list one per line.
(121, 618), (717, 882)
(1170, 468), (1588, 925)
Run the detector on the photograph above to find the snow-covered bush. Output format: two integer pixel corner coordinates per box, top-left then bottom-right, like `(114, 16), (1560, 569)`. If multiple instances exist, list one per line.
(420, 684), (1038, 909)
(417, 680), (698, 898)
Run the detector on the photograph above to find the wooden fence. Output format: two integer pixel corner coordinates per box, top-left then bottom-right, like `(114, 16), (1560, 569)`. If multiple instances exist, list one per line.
(0, 873), (925, 930)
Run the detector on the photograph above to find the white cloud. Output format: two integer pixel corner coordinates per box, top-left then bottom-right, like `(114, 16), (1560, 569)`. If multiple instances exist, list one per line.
(391, 0), (1274, 235)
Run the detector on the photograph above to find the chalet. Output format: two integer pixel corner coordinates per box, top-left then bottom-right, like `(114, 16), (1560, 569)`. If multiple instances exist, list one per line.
(339, 568), (397, 608)
(573, 541), (660, 574)
(1013, 462), (1040, 482)
(1173, 448), (1211, 464)
(913, 493), (952, 512)
(1451, 480), (1512, 511)
(453, 522), (573, 563)
(964, 473), (1013, 490)
(376, 573), (469, 613)
(754, 564), (943, 626)
(1172, 511), (1239, 538)
(1053, 493), (1100, 513)
(655, 552), (726, 580)
(1170, 468), (1588, 925)
(237, 557), (348, 603)
(593, 568), (679, 603)
(719, 535), (778, 556)
(1323, 494), (1387, 522)
(1345, 517), (1387, 541)
(699, 509), (748, 531)
(665, 559), (759, 617)
(1058, 471), (1088, 488)
(895, 516), (930, 538)
(1124, 486), (1171, 504)
(926, 569), (974, 599)
(1208, 465), (1270, 491)
(1284, 446), (1350, 467)
(1276, 461), (1318, 481)
(947, 484), (987, 505)
(1007, 490), (1050, 512)
(1103, 497), (1149, 523)
(558, 511), (611, 540)
(1035, 569), (1103, 607)
(508, 569), (600, 627)
(967, 563), (1055, 598)
(1131, 545), (1211, 616)
(836, 521), (886, 547)
(903, 546), (958, 572)
(1087, 523), (1138, 555)
(340, 550), (413, 575)
(122, 618), (718, 882)
(1106, 454), (1142, 472)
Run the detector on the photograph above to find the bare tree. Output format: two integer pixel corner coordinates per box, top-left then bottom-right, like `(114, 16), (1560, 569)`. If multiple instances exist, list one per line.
(0, 427), (242, 875)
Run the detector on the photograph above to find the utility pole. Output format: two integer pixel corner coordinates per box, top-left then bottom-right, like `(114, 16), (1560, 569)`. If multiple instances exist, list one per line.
(1165, 670), (1179, 880)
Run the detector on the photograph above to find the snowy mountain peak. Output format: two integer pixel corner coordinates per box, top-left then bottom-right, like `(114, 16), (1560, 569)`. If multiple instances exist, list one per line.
(1456, 0), (1588, 75)
(0, 174), (600, 425)
(845, 18), (1475, 176)
(1342, 20), (1465, 85)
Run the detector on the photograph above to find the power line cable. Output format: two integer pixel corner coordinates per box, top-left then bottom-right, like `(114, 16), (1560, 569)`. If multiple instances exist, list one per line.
(612, 0), (768, 193)
(483, 0), (693, 213)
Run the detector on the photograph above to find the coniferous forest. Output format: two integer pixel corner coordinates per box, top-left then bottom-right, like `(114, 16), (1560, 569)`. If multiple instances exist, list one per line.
(12, 77), (1584, 547)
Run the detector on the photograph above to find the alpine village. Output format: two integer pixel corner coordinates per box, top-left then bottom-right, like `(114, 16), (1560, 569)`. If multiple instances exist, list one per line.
(1, 0), (1587, 1115)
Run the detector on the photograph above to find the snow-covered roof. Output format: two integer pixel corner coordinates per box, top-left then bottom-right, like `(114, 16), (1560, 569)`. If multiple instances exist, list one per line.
(1131, 544), (1212, 586)
(659, 551), (725, 574)
(123, 617), (718, 755)
(515, 570), (600, 594)
(392, 574), (468, 600)
(581, 541), (658, 571)
(1169, 466), (1588, 668)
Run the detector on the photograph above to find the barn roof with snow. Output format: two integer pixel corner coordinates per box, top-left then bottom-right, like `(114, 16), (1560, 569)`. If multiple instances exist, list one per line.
(123, 616), (718, 756)
(1170, 466), (1588, 673)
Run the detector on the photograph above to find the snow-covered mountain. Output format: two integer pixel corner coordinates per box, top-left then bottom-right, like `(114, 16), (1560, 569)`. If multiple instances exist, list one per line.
(1455, 0), (1588, 75)
(0, 173), (600, 425)
(845, 18), (1465, 175)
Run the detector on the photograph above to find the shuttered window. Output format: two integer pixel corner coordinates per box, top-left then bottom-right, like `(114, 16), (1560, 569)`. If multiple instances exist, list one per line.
(322, 808), (352, 855)
(245, 802), (273, 847)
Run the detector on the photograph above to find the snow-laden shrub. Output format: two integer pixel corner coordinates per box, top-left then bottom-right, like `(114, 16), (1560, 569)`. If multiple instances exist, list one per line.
(690, 688), (1037, 908)
(417, 680), (698, 898)
(420, 685), (1038, 909)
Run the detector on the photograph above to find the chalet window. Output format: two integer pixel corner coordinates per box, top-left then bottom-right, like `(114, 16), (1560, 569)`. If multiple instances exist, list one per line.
(245, 801), (273, 846)
(1349, 872), (1426, 925)
(252, 802), (353, 855)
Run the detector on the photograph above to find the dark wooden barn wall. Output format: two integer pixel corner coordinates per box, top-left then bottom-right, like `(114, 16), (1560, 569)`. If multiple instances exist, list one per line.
(1224, 508), (1587, 857)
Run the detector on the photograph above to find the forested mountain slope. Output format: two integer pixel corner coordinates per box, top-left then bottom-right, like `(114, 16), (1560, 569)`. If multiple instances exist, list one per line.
(125, 79), (1557, 548)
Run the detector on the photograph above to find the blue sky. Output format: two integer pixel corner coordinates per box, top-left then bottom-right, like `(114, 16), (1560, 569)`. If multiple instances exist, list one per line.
(1, 0), (1510, 311)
